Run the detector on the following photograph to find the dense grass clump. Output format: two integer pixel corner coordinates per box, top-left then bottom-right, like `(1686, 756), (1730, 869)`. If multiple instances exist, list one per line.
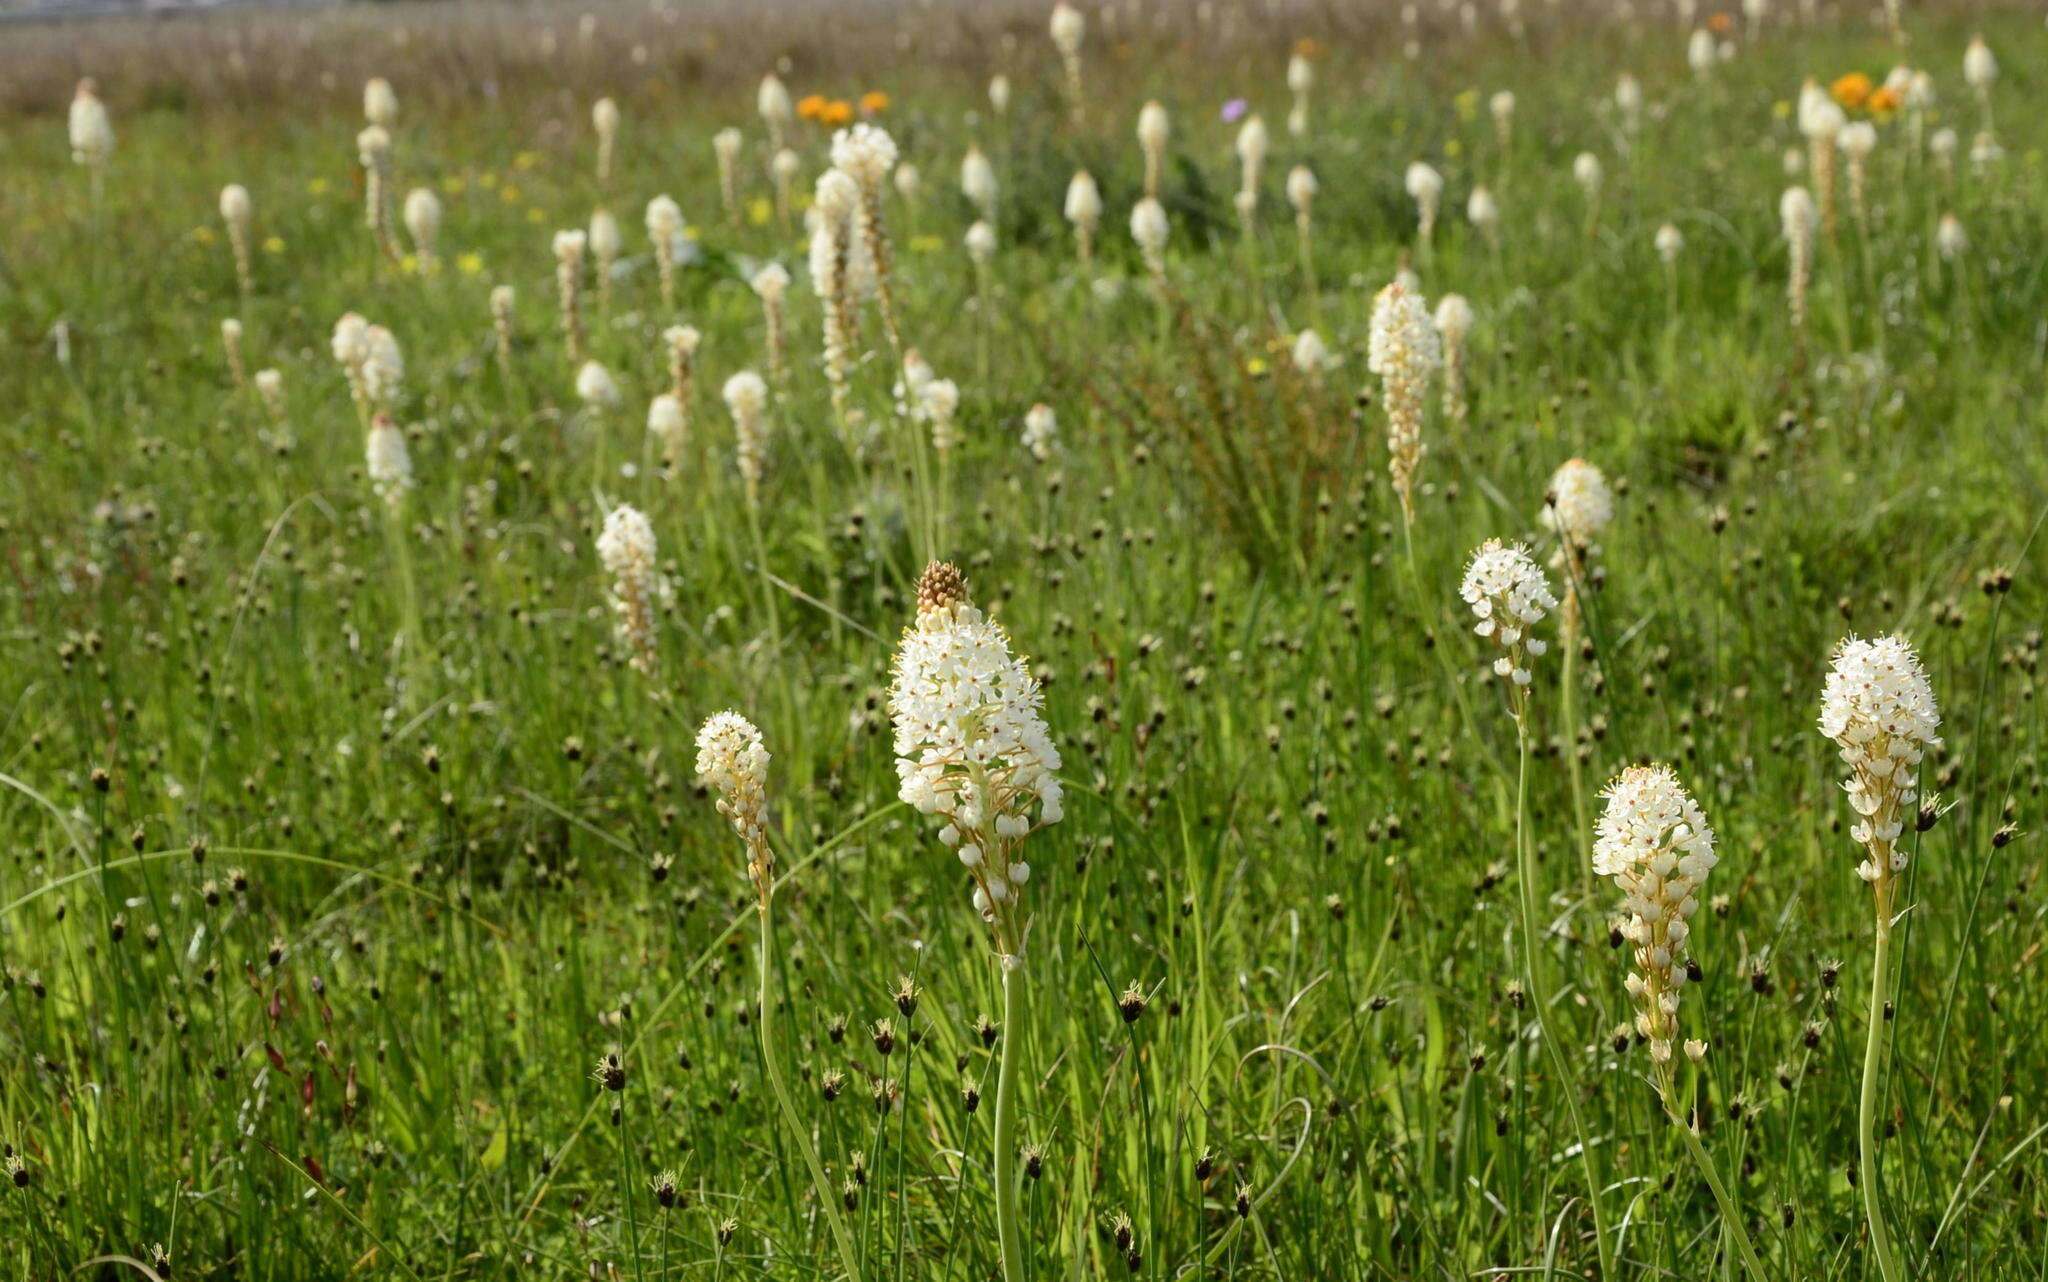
(1, 1), (2045, 1278)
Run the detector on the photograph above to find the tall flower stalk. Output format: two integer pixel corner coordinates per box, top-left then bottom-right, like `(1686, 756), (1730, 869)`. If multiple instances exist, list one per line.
(1780, 187), (1816, 366)
(811, 172), (858, 427)
(554, 229), (588, 365)
(1458, 540), (1614, 1280)
(1287, 164), (1319, 328)
(831, 124), (903, 358)
(1369, 280), (1440, 528)
(889, 563), (1063, 1282)
(357, 125), (400, 261)
(694, 712), (865, 1282)
(752, 263), (791, 390)
(1821, 634), (1942, 1282)
(1542, 458), (1614, 879)
(1049, 2), (1085, 125)
(491, 285), (517, 387)
(645, 195), (682, 313)
(219, 183), (254, 295)
(1433, 294), (1472, 428)
(1593, 766), (1767, 1280)
(1064, 170), (1101, 270)
(595, 505), (666, 676)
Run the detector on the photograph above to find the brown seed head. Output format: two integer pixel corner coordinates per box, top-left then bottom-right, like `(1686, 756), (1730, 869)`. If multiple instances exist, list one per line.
(915, 560), (969, 614)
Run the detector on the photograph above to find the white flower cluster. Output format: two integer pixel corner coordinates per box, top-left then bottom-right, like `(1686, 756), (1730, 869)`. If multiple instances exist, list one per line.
(1021, 403), (1057, 461)
(1064, 171), (1102, 259)
(1459, 539), (1556, 694)
(1433, 294), (1473, 425)
(923, 378), (962, 451)
(1594, 764), (1719, 1063)
(365, 413), (413, 509)
(1291, 329), (1331, 376)
(576, 360), (619, 410)
(595, 504), (670, 675)
(1404, 161), (1442, 240)
(831, 123), (898, 193)
(647, 393), (686, 465)
(1543, 458), (1614, 550)
(1130, 198), (1169, 279)
(1542, 458), (1614, 636)
(723, 370), (770, 493)
(1368, 280), (1441, 522)
(70, 80), (115, 168)
(1820, 635), (1942, 887)
(889, 563), (1063, 955)
(961, 146), (997, 220)
(333, 313), (402, 412)
(695, 711), (774, 895)
(828, 125), (900, 345)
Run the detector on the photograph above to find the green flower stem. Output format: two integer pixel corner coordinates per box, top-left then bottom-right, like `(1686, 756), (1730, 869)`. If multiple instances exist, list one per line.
(1657, 1063), (1768, 1281)
(994, 957), (1029, 1282)
(1861, 880), (1905, 1282)
(757, 903), (865, 1282)
(1514, 719), (1614, 1279)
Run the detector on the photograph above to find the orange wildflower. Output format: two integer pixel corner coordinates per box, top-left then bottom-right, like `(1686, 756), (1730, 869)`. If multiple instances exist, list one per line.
(1865, 86), (1900, 117)
(797, 94), (827, 122)
(860, 91), (890, 115)
(1830, 72), (1874, 111)
(1707, 11), (1733, 35)
(1293, 37), (1324, 57)
(821, 99), (855, 127)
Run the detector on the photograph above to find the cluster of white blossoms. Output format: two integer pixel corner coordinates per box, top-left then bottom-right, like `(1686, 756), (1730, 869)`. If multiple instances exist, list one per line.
(364, 412), (413, 509)
(219, 184), (254, 291)
(808, 174), (860, 420)
(923, 378), (962, 451)
(1432, 293), (1473, 425)
(356, 125), (394, 244)
(645, 194), (683, 306)
(723, 370), (770, 494)
(1459, 539), (1556, 696)
(1541, 458), (1614, 637)
(1137, 101), (1169, 197)
(961, 146), (997, 220)
(1232, 115), (1268, 226)
(1130, 197), (1169, 282)
(1543, 458), (1615, 552)
(1404, 161), (1443, 241)
(1368, 280), (1441, 523)
(1820, 635), (1943, 892)
(362, 76), (398, 126)
(1021, 403), (1057, 461)
(576, 360), (620, 411)
(403, 187), (442, 268)
(751, 262), (791, 382)
(889, 562), (1064, 958)
(757, 73), (792, 146)
(332, 313), (402, 413)
(1780, 186), (1816, 337)
(69, 79), (114, 169)
(1064, 170), (1102, 263)
(591, 96), (620, 183)
(829, 124), (901, 347)
(695, 711), (774, 897)
(647, 394), (686, 468)
(1594, 764), (1718, 1064)
(595, 504), (669, 676)
(1291, 328), (1331, 376)
(965, 220), (997, 266)
(554, 228), (588, 361)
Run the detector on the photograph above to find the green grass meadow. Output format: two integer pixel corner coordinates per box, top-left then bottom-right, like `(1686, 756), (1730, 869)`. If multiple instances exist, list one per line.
(1, 0), (2046, 1277)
